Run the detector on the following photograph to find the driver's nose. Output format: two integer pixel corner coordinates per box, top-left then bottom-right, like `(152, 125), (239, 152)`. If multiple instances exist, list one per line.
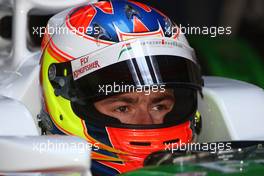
(132, 107), (154, 125)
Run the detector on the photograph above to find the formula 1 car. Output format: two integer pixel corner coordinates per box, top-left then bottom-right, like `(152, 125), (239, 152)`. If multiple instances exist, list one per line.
(0, 0), (264, 175)
(121, 142), (264, 176)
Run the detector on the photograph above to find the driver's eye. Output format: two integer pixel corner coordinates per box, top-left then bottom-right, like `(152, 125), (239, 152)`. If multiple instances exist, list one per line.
(152, 105), (168, 111)
(115, 106), (129, 113)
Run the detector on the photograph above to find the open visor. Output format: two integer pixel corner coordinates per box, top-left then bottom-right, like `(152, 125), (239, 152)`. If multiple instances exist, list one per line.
(48, 37), (203, 103)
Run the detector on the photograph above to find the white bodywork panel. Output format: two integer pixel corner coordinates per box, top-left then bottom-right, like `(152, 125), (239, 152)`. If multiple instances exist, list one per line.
(198, 77), (264, 142)
(0, 52), (42, 135)
(0, 95), (39, 136)
(0, 136), (91, 175)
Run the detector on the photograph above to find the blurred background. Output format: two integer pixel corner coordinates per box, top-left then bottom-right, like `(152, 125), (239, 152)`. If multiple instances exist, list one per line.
(143, 0), (264, 88)
(0, 0), (263, 87)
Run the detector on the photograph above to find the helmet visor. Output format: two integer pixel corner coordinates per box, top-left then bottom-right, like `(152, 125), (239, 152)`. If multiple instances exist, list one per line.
(48, 37), (202, 102)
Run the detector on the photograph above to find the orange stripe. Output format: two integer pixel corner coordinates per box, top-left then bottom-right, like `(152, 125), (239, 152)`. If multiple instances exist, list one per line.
(128, 0), (151, 12)
(49, 38), (74, 60)
(95, 1), (114, 14)
(47, 44), (67, 63)
(41, 31), (50, 51)
(81, 120), (127, 155)
(92, 152), (123, 162)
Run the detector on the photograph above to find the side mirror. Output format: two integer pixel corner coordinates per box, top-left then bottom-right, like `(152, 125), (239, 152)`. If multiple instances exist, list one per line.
(0, 136), (92, 175)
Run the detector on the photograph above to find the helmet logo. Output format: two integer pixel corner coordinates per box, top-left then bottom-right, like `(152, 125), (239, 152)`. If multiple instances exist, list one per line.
(118, 43), (132, 60)
(125, 5), (141, 20)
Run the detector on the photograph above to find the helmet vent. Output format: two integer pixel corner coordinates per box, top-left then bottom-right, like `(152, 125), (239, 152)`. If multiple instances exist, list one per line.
(130, 141), (151, 146)
(163, 138), (180, 145)
(59, 115), (63, 121)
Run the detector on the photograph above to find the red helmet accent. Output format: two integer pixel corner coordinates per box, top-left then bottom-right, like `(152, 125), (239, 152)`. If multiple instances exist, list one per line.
(100, 121), (192, 173)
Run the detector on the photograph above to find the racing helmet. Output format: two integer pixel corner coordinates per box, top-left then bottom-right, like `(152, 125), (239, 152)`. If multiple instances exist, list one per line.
(39, 0), (203, 175)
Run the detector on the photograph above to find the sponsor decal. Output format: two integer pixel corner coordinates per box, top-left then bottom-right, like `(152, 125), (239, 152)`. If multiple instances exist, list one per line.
(118, 39), (187, 60)
(73, 56), (101, 80)
(72, 38), (194, 80)
(140, 39), (185, 48)
(118, 43), (132, 60)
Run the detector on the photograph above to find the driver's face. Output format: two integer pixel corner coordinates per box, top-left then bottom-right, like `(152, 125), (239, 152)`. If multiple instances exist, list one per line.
(94, 89), (175, 125)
